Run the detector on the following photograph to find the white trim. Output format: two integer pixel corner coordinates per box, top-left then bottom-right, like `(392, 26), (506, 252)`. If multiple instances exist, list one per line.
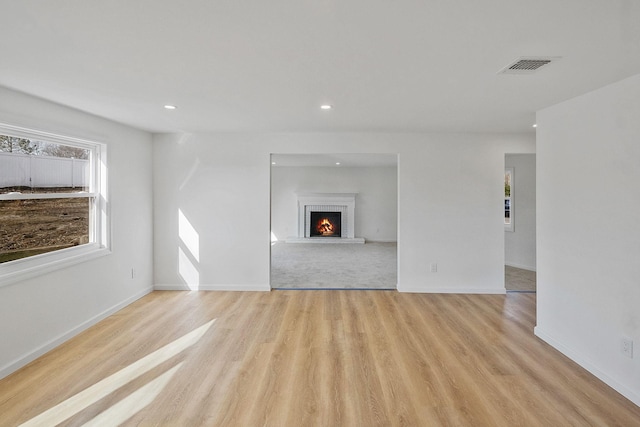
(0, 244), (110, 288)
(0, 286), (153, 380)
(0, 123), (109, 283)
(0, 123), (100, 150)
(398, 286), (506, 294)
(534, 326), (640, 407)
(0, 192), (98, 200)
(154, 284), (271, 292)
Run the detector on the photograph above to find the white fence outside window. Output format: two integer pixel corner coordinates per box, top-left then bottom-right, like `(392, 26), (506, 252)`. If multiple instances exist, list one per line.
(0, 152), (89, 189)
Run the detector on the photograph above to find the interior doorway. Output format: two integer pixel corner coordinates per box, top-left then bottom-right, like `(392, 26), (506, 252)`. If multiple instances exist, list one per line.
(269, 153), (398, 289)
(504, 153), (537, 292)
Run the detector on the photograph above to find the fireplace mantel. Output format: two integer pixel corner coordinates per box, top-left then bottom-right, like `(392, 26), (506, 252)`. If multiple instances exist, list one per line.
(287, 193), (364, 243)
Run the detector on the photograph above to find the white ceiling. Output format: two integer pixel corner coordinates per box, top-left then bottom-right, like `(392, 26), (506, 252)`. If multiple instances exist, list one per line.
(1, 0), (639, 134)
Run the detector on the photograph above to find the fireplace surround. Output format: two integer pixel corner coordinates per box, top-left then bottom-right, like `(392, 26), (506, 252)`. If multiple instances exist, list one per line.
(287, 193), (365, 243)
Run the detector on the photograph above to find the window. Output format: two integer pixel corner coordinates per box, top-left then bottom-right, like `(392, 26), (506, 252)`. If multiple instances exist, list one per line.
(0, 124), (108, 285)
(504, 168), (513, 232)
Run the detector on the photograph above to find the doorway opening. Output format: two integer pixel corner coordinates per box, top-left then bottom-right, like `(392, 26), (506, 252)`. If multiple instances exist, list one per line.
(504, 153), (537, 292)
(269, 153), (398, 289)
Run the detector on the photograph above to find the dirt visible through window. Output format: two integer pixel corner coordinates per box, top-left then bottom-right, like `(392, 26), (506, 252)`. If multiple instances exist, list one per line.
(0, 191), (90, 263)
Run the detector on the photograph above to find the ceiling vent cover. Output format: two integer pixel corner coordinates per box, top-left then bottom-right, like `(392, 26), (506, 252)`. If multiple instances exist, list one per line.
(499, 57), (559, 74)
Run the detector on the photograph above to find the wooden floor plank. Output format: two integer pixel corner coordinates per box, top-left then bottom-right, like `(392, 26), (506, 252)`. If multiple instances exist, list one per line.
(1, 290), (639, 426)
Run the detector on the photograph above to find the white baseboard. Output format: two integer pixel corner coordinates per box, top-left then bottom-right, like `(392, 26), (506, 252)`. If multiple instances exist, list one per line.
(0, 286), (153, 380)
(534, 326), (640, 407)
(154, 284), (271, 292)
(505, 262), (536, 272)
(398, 286), (506, 294)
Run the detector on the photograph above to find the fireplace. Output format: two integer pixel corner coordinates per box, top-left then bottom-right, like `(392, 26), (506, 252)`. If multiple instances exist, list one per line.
(310, 211), (341, 237)
(286, 193), (364, 243)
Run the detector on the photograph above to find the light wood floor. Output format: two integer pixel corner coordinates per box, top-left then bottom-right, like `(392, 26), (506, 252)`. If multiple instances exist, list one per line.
(1, 291), (639, 426)
(505, 265), (537, 292)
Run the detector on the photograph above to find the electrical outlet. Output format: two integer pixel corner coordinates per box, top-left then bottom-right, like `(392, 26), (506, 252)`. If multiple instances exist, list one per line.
(430, 263), (438, 273)
(622, 338), (633, 358)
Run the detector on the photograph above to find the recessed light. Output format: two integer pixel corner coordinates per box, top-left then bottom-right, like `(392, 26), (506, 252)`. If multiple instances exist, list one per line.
(271, 162), (276, 165)
(532, 124), (537, 128)
(164, 105), (177, 110)
(335, 162), (340, 165)
(320, 104), (332, 110)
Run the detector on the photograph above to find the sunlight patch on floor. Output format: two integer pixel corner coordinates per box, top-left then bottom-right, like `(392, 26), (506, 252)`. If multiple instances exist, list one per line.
(81, 362), (184, 426)
(19, 320), (215, 427)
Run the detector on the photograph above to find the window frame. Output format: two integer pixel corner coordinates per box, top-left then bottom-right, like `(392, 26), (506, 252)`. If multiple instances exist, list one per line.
(0, 123), (110, 287)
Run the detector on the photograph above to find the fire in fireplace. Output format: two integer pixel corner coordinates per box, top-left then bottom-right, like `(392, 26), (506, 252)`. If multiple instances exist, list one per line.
(310, 211), (341, 237)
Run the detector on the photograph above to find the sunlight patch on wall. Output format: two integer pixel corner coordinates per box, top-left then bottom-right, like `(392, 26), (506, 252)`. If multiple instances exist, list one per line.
(177, 208), (200, 288)
(178, 246), (200, 289)
(178, 209), (199, 262)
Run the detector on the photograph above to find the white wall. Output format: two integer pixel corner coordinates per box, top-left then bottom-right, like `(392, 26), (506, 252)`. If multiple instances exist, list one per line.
(153, 132), (534, 292)
(505, 153), (536, 270)
(536, 73), (640, 406)
(0, 87), (154, 379)
(271, 166), (398, 242)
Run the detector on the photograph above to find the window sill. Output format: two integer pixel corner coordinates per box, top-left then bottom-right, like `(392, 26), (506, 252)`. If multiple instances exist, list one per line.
(0, 244), (111, 288)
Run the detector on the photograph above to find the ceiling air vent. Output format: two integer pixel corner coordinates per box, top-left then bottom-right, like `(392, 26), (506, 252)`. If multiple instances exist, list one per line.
(499, 57), (559, 74)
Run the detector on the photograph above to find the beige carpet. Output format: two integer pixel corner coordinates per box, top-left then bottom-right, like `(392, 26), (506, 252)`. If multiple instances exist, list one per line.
(270, 242), (397, 289)
(505, 265), (536, 292)
(271, 244), (534, 291)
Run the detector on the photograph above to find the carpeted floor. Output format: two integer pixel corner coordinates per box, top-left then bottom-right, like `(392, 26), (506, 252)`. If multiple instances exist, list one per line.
(271, 243), (535, 291)
(505, 265), (537, 292)
(270, 242), (397, 289)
